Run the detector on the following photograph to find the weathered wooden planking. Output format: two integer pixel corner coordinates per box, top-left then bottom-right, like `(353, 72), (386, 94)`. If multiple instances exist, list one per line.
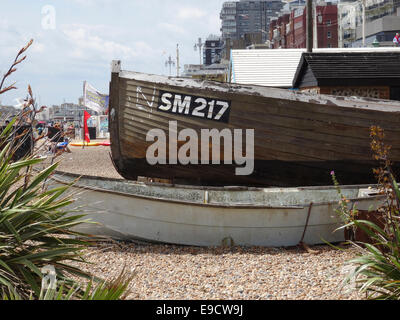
(110, 69), (400, 187)
(121, 77), (400, 123)
(121, 78), (400, 140)
(119, 81), (400, 161)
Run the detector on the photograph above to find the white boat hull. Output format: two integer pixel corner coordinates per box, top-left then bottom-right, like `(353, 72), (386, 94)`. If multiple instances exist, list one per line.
(52, 173), (382, 247)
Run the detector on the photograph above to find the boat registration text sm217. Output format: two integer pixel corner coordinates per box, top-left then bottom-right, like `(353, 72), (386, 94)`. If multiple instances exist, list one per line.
(158, 90), (231, 123)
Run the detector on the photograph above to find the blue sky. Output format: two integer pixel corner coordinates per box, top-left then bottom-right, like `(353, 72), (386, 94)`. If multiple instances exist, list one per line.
(0, 0), (226, 107)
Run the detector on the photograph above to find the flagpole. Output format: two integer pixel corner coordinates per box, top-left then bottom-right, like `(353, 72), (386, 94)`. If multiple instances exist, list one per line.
(82, 113), (85, 149)
(82, 81), (86, 149)
(81, 81), (108, 146)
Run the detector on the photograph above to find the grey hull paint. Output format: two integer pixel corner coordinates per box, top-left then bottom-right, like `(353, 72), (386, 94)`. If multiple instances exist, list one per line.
(52, 172), (382, 247)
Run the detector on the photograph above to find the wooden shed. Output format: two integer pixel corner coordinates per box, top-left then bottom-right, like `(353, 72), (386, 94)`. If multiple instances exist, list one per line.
(292, 52), (400, 101)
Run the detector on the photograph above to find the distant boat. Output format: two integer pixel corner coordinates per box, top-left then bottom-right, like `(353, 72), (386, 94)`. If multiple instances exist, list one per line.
(109, 60), (400, 187)
(53, 171), (382, 247)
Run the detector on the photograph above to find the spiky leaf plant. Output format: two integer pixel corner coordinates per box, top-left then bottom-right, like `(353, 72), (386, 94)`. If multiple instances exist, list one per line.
(2, 267), (134, 300)
(0, 40), (133, 300)
(339, 126), (400, 299)
(0, 120), (96, 298)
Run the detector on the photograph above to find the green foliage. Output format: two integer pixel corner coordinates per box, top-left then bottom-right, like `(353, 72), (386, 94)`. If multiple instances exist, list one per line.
(0, 122), (95, 299)
(343, 217), (400, 300)
(336, 126), (400, 300)
(331, 170), (358, 225)
(0, 39), (133, 300)
(2, 267), (134, 300)
(0, 119), (134, 301)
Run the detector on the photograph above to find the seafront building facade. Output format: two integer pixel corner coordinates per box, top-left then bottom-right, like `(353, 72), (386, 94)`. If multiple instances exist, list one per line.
(188, 0), (400, 84)
(220, 0), (284, 42)
(339, 0), (400, 47)
(269, 2), (338, 48)
(203, 35), (224, 65)
(52, 102), (97, 123)
(267, 0), (400, 49)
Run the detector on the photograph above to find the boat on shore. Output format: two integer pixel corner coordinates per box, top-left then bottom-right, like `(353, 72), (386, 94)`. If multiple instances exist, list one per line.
(52, 171), (382, 247)
(109, 60), (400, 187)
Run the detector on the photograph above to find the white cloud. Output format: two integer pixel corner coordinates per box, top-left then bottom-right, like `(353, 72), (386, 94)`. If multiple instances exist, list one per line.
(157, 22), (186, 35)
(68, 0), (114, 6)
(31, 41), (45, 53)
(177, 7), (206, 20)
(61, 24), (156, 62)
(0, 0), (228, 106)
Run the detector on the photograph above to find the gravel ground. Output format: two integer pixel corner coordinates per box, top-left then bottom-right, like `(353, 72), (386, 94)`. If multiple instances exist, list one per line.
(52, 144), (364, 300)
(56, 144), (123, 179)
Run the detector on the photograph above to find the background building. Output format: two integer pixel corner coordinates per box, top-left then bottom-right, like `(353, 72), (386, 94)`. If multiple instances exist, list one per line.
(181, 63), (229, 82)
(230, 47), (400, 89)
(270, 1), (338, 48)
(51, 102), (97, 124)
(203, 35), (224, 65)
(338, 1), (360, 47)
(0, 105), (17, 123)
(339, 0), (400, 47)
(221, 0), (284, 43)
(293, 51), (400, 100)
(351, 9), (400, 46)
(221, 1), (238, 40)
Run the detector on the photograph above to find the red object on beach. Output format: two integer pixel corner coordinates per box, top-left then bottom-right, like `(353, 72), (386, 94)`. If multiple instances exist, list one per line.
(83, 111), (91, 143)
(100, 141), (111, 146)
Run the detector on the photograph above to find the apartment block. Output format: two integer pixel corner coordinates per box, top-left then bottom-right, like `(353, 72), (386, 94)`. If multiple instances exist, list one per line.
(221, 0), (284, 42)
(270, 2), (338, 49)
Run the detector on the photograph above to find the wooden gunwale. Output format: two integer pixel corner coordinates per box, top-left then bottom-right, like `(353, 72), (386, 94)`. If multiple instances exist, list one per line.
(121, 80), (400, 129)
(119, 74), (400, 114)
(53, 170), (377, 191)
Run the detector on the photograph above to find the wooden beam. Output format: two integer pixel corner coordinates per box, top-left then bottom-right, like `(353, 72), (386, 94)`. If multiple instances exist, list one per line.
(306, 0), (313, 53)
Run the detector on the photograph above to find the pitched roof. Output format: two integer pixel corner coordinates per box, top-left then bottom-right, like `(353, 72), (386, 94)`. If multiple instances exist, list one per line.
(293, 51), (400, 88)
(231, 49), (304, 88)
(230, 47), (400, 88)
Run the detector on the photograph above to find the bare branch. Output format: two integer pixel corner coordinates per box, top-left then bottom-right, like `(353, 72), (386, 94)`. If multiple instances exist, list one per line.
(0, 39), (33, 92)
(0, 83), (17, 95)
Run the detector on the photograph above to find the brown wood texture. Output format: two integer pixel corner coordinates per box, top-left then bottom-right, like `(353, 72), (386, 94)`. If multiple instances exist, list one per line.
(319, 86), (390, 100)
(109, 72), (400, 186)
(118, 78), (400, 160)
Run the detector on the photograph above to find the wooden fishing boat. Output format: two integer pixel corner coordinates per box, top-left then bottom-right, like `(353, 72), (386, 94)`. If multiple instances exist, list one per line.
(109, 60), (400, 187)
(52, 171), (382, 247)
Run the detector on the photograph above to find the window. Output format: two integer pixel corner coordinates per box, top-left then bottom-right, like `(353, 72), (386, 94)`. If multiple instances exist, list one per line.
(327, 20), (331, 26)
(327, 31), (331, 39)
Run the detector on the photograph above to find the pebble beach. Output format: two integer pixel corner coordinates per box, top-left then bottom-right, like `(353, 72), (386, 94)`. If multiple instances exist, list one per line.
(53, 144), (364, 300)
